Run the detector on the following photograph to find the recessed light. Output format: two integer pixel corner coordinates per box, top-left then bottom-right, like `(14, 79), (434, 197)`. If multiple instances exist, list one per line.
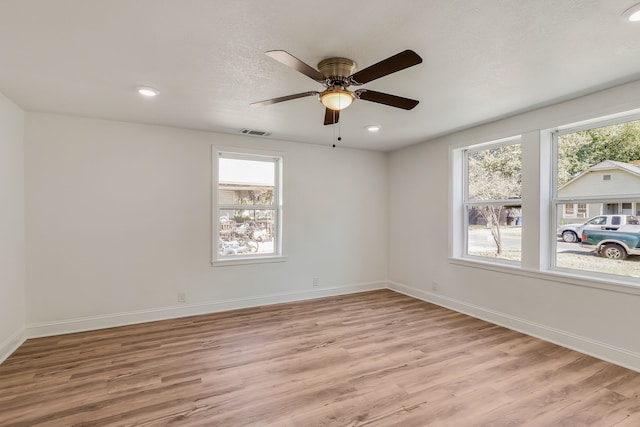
(137, 86), (159, 97)
(622, 3), (640, 21)
(365, 125), (381, 132)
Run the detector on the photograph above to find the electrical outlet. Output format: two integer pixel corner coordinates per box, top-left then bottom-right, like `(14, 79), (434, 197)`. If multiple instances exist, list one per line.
(178, 292), (187, 303)
(432, 281), (439, 292)
(312, 277), (319, 287)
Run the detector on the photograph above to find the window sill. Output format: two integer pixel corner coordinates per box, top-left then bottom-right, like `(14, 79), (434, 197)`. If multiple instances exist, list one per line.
(449, 256), (640, 296)
(211, 255), (287, 267)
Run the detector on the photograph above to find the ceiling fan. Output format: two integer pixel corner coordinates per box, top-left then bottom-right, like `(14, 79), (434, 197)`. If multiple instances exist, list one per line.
(251, 49), (423, 125)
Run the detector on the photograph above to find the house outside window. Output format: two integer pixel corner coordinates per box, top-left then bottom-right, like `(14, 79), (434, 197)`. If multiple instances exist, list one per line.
(213, 150), (283, 264)
(554, 118), (640, 278)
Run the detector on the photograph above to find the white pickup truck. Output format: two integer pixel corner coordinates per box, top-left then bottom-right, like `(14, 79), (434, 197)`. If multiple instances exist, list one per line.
(557, 214), (640, 243)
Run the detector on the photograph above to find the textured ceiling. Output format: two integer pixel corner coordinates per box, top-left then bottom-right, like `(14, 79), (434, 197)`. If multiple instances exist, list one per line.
(1, 0), (640, 151)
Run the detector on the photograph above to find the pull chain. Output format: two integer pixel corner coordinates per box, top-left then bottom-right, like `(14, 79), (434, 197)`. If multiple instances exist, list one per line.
(332, 109), (341, 148)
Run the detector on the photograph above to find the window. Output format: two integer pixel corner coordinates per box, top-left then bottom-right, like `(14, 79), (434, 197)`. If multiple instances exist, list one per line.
(562, 203), (587, 218)
(563, 203), (587, 218)
(453, 111), (640, 288)
(214, 150), (283, 263)
(564, 204), (575, 217)
(463, 139), (522, 262)
(554, 117), (640, 279)
(577, 203), (587, 218)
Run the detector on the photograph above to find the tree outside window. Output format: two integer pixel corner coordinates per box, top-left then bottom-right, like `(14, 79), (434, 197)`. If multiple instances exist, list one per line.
(465, 141), (522, 260)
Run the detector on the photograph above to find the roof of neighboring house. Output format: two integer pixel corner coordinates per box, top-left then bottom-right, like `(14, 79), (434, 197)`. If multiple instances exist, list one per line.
(588, 160), (640, 175)
(559, 160), (640, 191)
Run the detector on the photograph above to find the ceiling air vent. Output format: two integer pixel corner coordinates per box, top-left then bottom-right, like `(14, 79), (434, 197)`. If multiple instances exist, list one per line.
(240, 128), (271, 137)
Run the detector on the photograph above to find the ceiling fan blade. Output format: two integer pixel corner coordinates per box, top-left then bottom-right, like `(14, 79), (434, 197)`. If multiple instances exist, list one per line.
(349, 50), (422, 85)
(324, 108), (340, 125)
(266, 50), (326, 82)
(356, 90), (419, 110)
(251, 91), (319, 107)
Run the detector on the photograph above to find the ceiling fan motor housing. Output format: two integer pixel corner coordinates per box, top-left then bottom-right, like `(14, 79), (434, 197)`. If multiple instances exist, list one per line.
(317, 57), (357, 86)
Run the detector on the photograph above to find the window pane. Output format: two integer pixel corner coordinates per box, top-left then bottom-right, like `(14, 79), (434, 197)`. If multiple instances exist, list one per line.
(219, 209), (276, 256)
(555, 119), (640, 278)
(467, 144), (522, 201)
(219, 158), (275, 206)
(219, 158), (274, 186)
(577, 203), (587, 218)
(564, 204), (575, 217)
(467, 205), (521, 261)
(557, 119), (640, 197)
(555, 204), (640, 278)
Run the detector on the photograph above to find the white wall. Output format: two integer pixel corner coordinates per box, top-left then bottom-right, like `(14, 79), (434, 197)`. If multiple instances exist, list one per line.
(24, 113), (388, 334)
(388, 79), (640, 371)
(16, 80), (640, 371)
(0, 93), (26, 361)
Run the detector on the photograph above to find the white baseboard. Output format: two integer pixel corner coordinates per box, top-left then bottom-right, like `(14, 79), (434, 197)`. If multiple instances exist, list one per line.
(27, 281), (386, 339)
(0, 327), (27, 364)
(388, 280), (640, 373)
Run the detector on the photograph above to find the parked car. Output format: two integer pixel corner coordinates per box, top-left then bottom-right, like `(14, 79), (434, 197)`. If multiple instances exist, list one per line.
(580, 225), (640, 260)
(557, 215), (639, 243)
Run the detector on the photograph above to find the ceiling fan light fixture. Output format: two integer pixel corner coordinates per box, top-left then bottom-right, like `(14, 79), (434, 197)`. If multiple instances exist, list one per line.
(320, 89), (354, 111)
(622, 3), (640, 21)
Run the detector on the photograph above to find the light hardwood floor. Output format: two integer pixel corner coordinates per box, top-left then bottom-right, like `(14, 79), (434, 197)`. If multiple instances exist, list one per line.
(2, 290), (640, 426)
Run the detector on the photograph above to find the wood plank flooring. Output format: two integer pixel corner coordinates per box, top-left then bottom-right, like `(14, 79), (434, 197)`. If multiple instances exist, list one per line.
(2, 290), (640, 426)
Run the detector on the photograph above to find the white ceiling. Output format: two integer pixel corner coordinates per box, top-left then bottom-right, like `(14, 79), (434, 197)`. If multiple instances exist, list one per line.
(1, 0), (640, 151)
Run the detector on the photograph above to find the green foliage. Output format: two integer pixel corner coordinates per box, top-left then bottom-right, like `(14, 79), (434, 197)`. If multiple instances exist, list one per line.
(558, 119), (640, 186)
(468, 143), (522, 200)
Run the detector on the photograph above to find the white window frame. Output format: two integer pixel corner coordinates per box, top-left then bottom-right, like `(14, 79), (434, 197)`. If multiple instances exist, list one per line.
(211, 147), (285, 266)
(451, 110), (640, 293)
(550, 113), (640, 276)
(461, 136), (523, 265)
